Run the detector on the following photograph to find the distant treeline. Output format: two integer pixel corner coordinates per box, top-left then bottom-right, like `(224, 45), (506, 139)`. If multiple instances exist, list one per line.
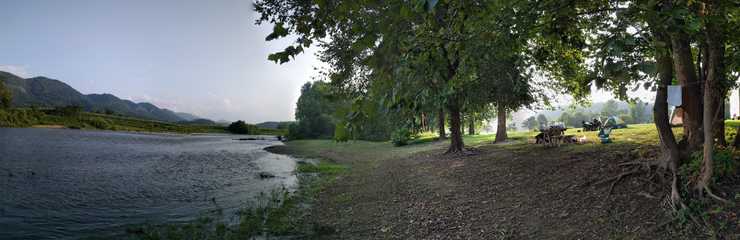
(523, 99), (655, 130)
(0, 106), (284, 135)
(287, 81), (398, 142)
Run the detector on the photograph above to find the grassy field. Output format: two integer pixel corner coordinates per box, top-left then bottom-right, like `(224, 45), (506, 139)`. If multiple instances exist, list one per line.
(270, 123), (738, 238)
(0, 108), (287, 135)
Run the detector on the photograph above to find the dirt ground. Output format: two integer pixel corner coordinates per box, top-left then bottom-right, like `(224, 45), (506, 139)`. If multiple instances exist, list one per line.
(274, 140), (739, 239)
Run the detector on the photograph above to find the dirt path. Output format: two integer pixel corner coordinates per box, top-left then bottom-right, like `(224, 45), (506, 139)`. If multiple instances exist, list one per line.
(285, 141), (737, 239)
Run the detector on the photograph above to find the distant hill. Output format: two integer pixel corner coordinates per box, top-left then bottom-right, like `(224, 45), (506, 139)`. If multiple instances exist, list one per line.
(256, 121), (293, 129)
(0, 71), (203, 123)
(175, 112), (200, 121)
(179, 118), (216, 125)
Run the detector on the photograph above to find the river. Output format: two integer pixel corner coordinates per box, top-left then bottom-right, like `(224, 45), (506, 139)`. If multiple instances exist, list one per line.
(0, 128), (299, 239)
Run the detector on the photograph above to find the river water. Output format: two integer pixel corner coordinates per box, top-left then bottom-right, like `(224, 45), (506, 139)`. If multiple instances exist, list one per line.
(0, 128), (299, 239)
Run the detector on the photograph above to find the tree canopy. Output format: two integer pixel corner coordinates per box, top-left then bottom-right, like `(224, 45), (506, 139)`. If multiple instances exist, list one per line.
(256, 0), (740, 209)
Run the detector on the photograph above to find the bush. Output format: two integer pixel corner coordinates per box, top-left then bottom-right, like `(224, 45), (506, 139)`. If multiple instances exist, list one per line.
(0, 109), (44, 127)
(391, 128), (413, 146)
(333, 122), (350, 142)
(227, 120), (255, 134)
(54, 106), (83, 116)
(680, 149), (738, 182)
(86, 117), (113, 130)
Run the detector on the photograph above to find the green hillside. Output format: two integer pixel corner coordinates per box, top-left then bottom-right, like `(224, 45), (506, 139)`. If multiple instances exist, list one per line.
(0, 107), (285, 135)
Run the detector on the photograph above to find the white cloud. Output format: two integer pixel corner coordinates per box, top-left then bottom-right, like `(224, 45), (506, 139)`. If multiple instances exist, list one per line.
(0, 65), (31, 78)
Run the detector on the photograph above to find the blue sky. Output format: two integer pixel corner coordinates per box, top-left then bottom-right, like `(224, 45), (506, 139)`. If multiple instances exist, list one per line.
(0, 0), (321, 122)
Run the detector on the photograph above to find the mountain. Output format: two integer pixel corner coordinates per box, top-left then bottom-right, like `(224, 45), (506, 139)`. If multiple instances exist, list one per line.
(179, 118), (217, 125)
(175, 112), (200, 121)
(0, 71), (195, 122)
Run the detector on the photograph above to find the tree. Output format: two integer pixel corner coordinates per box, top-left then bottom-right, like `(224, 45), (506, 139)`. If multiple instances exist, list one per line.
(536, 114), (548, 128)
(572, 111), (590, 127)
(227, 120), (255, 134)
(0, 79), (11, 109)
(290, 82), (336, 139)
(600, 100), (622, 117)
(256, 0), (528, 153)
(628, 100), (650, 124)
(526, 0), (737, 204)
(523, 116), (538, 130)
(559, 111), (573, 127)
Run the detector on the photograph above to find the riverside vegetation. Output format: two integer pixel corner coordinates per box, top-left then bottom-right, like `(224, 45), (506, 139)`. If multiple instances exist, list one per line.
(0, 106), (285, 135)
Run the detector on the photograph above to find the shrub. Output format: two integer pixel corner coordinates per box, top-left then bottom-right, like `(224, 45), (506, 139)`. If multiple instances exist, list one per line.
(0, 109), (44, 127)
(680, 149), (738, 182)
(0, 80), (11, 109)
(391, 128), (412, 146)
(86, 117), (113, 130)
(333, 122), (350, 142)
(54, 106), (83, 116)
(227, 120), (255, 134)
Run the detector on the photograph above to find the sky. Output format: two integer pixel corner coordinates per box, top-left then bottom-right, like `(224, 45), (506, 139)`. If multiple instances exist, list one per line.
(0, 0), (321, 123)
(0, 0), (654, 123)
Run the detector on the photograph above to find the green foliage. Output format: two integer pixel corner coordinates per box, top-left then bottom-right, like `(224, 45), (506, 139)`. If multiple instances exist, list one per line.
(600, 100), (626, 117)
(0, 108), (44, 127)
(54, 106), (83, 116)
(0, 108), (229, 134)
(391, 128), (413, 147)
(227, 120), (256, 134)
(681, 149), (738, 182)
(523, 116), (539, 130)
(333, 122), (350, 142)
(0, 79), (11, 109)
(289, 82), (336, 139)
(84, 117), (113, 130)
(536, 114), (548, 127)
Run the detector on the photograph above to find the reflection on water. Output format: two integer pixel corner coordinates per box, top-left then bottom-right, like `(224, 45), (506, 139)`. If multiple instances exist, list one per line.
(0, 128), (298, 239)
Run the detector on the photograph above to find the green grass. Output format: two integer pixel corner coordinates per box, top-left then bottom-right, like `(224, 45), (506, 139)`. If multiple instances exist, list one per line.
(297, 162), (347, 174)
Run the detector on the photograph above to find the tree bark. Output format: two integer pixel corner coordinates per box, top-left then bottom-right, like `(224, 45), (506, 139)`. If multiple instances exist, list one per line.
(420, 112), (427, 132)
(495, 105), (507, 143)
(670, 31), (703, 151)
(699, 67), (715, 194)
(714, 96), (726, 146)
(696, 4), (726, 192)
(438, 108), (446, 140)
(653, 27), (683, 207)
(446, 103), (464, 154)
(468, 116), (475, 135)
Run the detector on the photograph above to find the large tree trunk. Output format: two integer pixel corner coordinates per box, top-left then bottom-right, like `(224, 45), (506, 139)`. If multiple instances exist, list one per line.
(495, 105), (507, 143)
(670, 31), (703, 152)
(438, 108), (446, 140)
(420, 112), (427, 132)
(653, 27), (683, 208)
(696, 4), (725, 193)
(446, 103), (464, 154)
(699, 68), (715, 194)
(468, 116), (475, 135)
(714, 96), (726, 146)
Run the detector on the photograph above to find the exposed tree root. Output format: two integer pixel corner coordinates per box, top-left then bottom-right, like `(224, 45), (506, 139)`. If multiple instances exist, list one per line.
(443, 146), (479, 156)
(702, 186), (731, 204)
(603, 169), (641, 195)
